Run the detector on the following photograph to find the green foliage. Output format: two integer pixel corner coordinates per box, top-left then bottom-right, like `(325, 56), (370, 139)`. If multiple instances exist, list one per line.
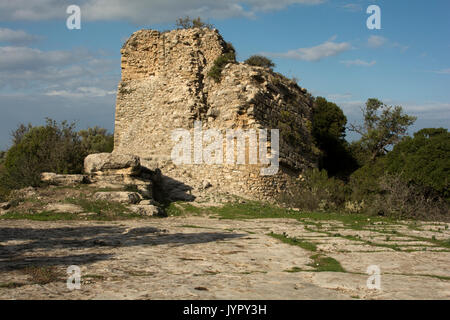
(244, 55), (275, 70)
(384, 128), (449, 198)
(175, 16), (213, 29)
(368, 173), (448, 219)
(2, 119), (84, 189)
(312, 97), (358, 177)
(79, 126), (114, 154)
(268, 232), (317, 251)
(0, 119), (114, 192)
(0, 151), (5, 165)
(207, 52), (236, 82)
(349, 157), (388, 202)
(308, 254), (346, 272)
(280, 168), (349, 212)
(350, 98), (417, 164)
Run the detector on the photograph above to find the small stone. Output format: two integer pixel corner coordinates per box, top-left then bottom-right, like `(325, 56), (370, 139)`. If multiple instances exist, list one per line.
(79, 212), (98, 217)
(202, 180), (212, 189)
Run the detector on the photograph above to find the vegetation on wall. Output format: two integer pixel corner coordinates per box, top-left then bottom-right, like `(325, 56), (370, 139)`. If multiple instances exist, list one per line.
(207, 43), (237, 83)
(244, 55), (275, 70)
(175, 16), (213, 29)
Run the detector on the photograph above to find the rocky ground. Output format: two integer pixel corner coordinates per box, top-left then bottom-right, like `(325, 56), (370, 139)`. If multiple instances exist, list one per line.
(1, 200), (449, 300)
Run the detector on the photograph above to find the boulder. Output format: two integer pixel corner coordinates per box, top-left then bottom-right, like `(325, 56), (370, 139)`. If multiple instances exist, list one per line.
(94, 191), (141, 204)
(129, 204), (165, 217)
(0, 202), (10, 210)
(84, 153), (141, 175)
(41, 172), (87, 186)
(45, 203), (84, 214)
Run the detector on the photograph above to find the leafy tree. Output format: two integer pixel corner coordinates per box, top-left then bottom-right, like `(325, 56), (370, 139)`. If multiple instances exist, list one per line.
(11, 123), (33, 145)
(385, 128), (449, 198)
(2, 119), (84, 188)
(176, 16), (213, 29)
(312, 97), (358, 177)
(79, 126), (114, 154)
(0, 119), (114, 191)
(350, 98), (416, 164)
(244, 55), (275, 70)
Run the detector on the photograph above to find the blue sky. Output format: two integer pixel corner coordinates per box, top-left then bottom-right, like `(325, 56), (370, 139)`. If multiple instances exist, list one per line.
(0, 0), (449, 149)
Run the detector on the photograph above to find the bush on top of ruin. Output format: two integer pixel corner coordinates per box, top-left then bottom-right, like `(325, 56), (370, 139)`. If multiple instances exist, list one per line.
(244, 55), (275, 70)
(175, 16), (214, 30)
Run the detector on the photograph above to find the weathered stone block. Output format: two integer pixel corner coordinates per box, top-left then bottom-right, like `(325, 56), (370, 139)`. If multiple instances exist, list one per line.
(94, 191), (141, 204)
(41, 172), (87, 186)
(84, 153), (140, 175)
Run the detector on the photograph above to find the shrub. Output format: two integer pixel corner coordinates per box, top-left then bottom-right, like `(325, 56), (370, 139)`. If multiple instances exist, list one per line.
(384, 128), (449, 199)
(79, 126), (114, 154)
(3, 119), (84, 189)
(176, 16), (213, 29)
(0, 119), (114, 192)
(348, 157), (387, 203)
(0, 151), (5, 165)
(368, 174), (448, 219)
(207, 52), (236, 82)
(280, 168), (348, 211)
(244, 55), (275, 70)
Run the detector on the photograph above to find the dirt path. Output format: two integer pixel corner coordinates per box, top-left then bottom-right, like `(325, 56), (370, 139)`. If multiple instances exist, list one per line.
(0, 216), (449, 299)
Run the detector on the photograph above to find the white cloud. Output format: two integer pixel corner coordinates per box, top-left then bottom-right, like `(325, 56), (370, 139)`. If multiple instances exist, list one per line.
(392, 42), (409, 52)
(367, 35), (387, 48)
(341, 3), (362, 12)
(0, 46), (82, 71)
(326, 93), (353, 101)
(45, 87), (116, 98)
(367, 35), (409, 52)
(403, 102), (450, 115)
(435, 68), (450, 74)
(340, 59), (376, 67)
(265, 37), (351, 62)
(0, 45), (119, 96)
(0, 28), (39, 44)
(0, 0), (325, 23)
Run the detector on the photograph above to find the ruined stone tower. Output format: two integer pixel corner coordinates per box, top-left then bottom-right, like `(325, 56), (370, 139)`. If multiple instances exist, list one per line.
(114, 27), (319, 201)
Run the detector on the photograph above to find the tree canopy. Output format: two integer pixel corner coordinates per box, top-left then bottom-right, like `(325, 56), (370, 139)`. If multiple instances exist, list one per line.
(350, 98), (416, 164)
(312, 97), (357, 177)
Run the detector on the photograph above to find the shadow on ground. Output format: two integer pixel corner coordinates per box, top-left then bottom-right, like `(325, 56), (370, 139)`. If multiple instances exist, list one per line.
(0, 226), (245, 271)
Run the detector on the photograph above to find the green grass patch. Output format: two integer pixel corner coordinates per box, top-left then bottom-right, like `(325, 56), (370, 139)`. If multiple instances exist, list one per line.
(165, 202), (206, 217)
(268, 232), (317, 252)
(209, 201), (400, 227)
(284, 267), (303, 273)
(65, 197), (130, 215)
(308, 254), (346, 272)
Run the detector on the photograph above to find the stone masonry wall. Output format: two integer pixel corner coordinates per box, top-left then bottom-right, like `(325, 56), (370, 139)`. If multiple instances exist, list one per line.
(114, 28), (319, 201)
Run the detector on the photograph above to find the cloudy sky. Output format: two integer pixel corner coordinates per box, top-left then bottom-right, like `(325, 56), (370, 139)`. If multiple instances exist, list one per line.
(0, 0), (449, 148)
